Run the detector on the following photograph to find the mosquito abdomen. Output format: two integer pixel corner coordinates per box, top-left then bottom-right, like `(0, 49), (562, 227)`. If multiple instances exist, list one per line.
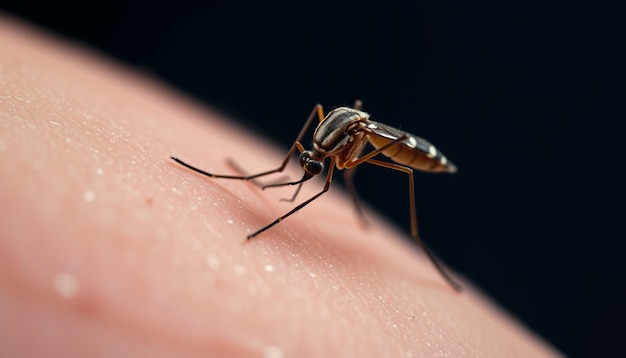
(368, 134), (457, 173)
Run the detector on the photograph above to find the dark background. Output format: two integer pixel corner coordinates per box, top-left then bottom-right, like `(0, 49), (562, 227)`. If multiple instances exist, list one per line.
(3, 1), (624, 356)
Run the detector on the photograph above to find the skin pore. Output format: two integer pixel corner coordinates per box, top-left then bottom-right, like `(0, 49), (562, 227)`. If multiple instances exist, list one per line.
(0, 16), (562, 357)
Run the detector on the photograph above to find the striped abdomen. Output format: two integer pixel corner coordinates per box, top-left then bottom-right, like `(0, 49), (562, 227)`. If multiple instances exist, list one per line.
(366, 121), (457, 173)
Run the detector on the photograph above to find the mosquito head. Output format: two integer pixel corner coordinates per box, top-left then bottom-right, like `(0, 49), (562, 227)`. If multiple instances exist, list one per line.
(299, 150), (324, 177)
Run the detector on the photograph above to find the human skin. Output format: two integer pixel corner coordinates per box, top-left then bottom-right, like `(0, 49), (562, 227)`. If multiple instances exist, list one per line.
(0, 16), (562, 357)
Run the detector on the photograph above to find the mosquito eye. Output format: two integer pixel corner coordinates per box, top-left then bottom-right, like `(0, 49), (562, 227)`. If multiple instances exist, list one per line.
(299, 152), (310, 167)
(298, 151), (323, 175)
(306, 160), (323, 175)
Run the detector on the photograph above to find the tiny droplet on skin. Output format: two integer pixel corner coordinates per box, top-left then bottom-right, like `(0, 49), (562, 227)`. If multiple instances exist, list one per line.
(53, 272), (80, 299)
(207, 256), (220, 269)
(233, 264), (246, 275)
(83, 190), (95, 202)
(262, 346), (284, 358)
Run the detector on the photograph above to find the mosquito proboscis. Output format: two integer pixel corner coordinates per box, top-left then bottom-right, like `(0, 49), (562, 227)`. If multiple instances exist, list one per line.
(171, 100), (461, 291)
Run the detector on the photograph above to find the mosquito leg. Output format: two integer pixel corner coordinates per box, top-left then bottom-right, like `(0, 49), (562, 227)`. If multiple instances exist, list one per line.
(345, 134), (409, 168)
(247, 159), (336, 239)
(279, 181), (304, 203)
(226, 158), (290, 187)
(343, 168), (370, 228)
(171, 104), (325, 181)
(171, 156), (256, 180)
(361, 158), (462, 291)
(339, 135), (410, 227)
(262, 142), (310, 203)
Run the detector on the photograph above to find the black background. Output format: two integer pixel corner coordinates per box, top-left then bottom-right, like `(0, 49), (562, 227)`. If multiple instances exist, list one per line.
(3, 1), (625, 356)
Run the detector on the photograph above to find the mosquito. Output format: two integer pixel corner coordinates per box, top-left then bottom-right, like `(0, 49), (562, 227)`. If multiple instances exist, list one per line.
(171, 100), (461, 291)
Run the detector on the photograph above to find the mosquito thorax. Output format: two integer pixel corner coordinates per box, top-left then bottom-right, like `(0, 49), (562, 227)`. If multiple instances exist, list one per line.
(313, 108), (369, 154)
(299, 150), (324, 176)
